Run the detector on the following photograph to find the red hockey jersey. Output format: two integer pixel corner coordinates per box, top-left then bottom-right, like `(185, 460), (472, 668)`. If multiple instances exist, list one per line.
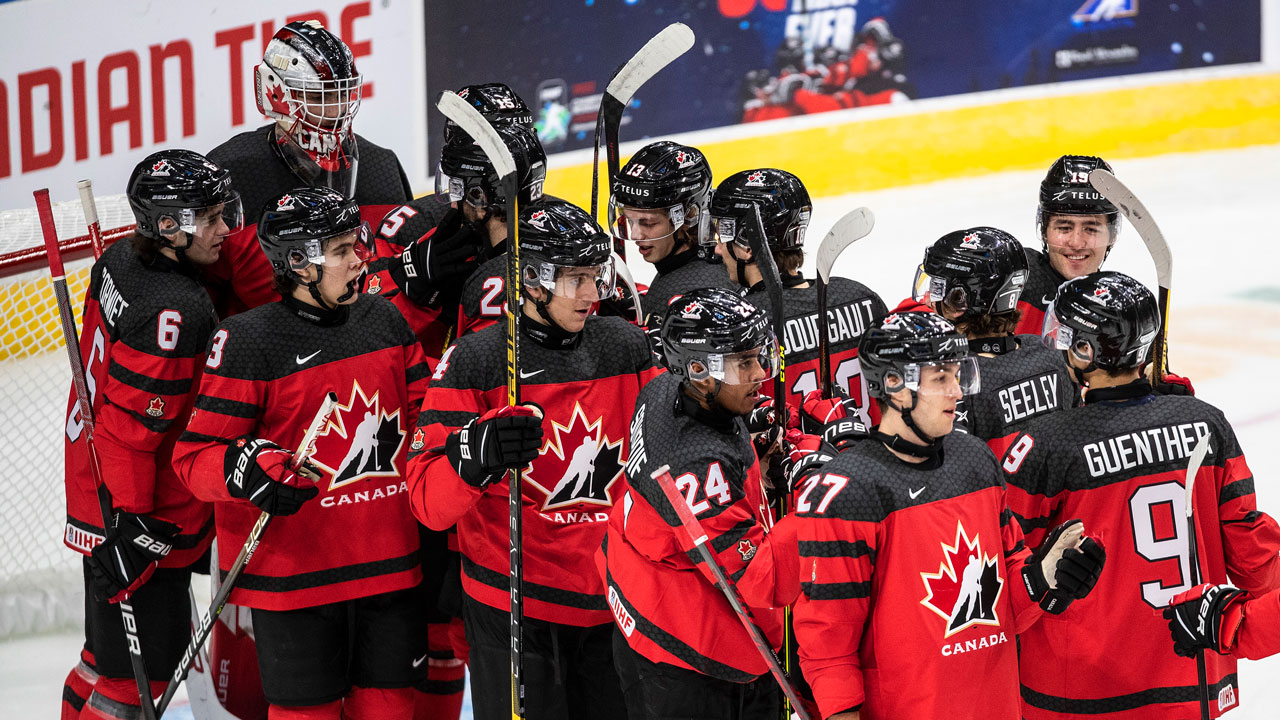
(1229, 588), (1280, 660)
(173, 294), (430, 610)
(62, 241), (218, 567)
(364, 196), (457, 357)
(600, 371), (795, 681)
(744, 277), (886, 427)
(406, 315), (659, 626)
(1002, 381), (1280, 719)
(794, 432), (1043, 720)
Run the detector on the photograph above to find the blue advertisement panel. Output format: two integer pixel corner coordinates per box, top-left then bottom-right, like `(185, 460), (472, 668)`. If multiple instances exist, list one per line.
(424, 1), (1261, 156)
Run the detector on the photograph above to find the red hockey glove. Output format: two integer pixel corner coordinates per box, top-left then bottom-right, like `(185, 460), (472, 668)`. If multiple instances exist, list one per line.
(768, 429), (831, 498)
(88, 511), (181, 603)
(224, 437), (321, 516)
(1022, 519), (1106, 615)
(445, 405), (543, 489)
(1155, 373), (1196, 396)
(801, 390), (868, 453)
(1164, 583), (1247, 657)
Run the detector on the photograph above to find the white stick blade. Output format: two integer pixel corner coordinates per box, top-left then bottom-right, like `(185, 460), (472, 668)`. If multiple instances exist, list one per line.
(606, 23), (695, 103)
(437, 91), (516, 178)
(1088, 168), (1171, 288)
(1184, 431), (1212, 518)
(817, 207), (875, 283)
(77, 180), (100, 225)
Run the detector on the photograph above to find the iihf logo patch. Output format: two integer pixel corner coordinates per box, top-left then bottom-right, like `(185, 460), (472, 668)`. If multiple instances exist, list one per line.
(146, 397), (165, 418)
(737, 539), (757, 561)
(920, 520), (1004, 638)
(410, 427), (425, 452)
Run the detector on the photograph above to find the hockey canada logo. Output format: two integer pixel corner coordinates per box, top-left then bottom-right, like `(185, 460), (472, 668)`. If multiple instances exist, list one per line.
(1088, 286), (1112, 304)
(745, 171), (767, 186)
(674, 150), (696, 168)
(308, 382), (406, 490)
(959, 233), (982, 249)
(920, 520), (1004, 638)
(276, 194), (295, 211)
(525, 402), (624, 511)
(528, 210), (549, 230)
(150, 160), (173, 177)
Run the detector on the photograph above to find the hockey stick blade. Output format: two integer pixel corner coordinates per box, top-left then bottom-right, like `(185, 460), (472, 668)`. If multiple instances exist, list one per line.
(816, 207), (874, 284)
(1088, 169), (1171, 288)
(611, 251), (644, 324)
(605, 23), (694, 104)
(437, 91), (515, 179)
(650, 465), (811, 720)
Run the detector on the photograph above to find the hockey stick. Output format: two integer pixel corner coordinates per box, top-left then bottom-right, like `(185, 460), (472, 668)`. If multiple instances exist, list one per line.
(590, 22), (695, 256)
(815, 208), (874, 398)
(37, 188), (160, 720)
(1088, 169), (1172, 380)
(650, 465), (811, 720)
(78, 179), (106, 259)
(1183, 431), (1213, 720)
(610, 251), (644, 324)
(437, 90), (531, 718)
(742, 204), (798, 720)
(155, 392), (339, 717)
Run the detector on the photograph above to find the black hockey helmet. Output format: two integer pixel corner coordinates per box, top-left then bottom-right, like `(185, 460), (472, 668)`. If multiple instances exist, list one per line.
(257, 186), (372, 277)
(443, 83), (534, 146)
(912, 227), (1030, 321)
(128, 149), (243, 244)
(1037, 155), (1120, 246)
(1042, 271), (1159, 374)
(859, 312), (979, 401)
(609, 141), (713, 248)
(710, 168), (812, 253)
(661, 287), (779, 385)
(435, 122), (546, 216)
(518, 200), (615, 301)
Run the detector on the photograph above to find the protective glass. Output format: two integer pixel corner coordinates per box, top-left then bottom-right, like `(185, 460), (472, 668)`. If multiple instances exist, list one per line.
(1041, 213), (1118, 250)
(289, 222), (374, 272)
(174, 193), (245, 237)
(608, 198), (686, 243)
(529, 260), (616, 301)
(435, 166), (494, 209)
(886, 357), (981, 397)
(911, 266), (969, 311)
(688, 336), (781, 385)
(710, 211), (806, 250)
(1040, 301), (1095, 362)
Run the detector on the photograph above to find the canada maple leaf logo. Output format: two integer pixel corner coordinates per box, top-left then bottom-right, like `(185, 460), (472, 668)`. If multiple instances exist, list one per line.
(959, 232), (982, 249)
(308, 382), (405, 491)
(920, 520), (1004, 638)
(745, 171), (766, 185)
(264, 77), (294, 117)
(150, 160), (172, 177)
(524, 402), (624, 511)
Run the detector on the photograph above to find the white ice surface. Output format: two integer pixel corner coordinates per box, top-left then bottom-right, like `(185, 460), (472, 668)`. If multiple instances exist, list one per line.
(4, 143), (1278, 717)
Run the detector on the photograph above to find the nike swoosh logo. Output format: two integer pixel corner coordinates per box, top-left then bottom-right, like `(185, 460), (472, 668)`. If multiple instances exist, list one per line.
(1041, 294), (1054, 306)
(519, 369), (545, 379)
(295, 350), (322, 365)
(411, 653), (429, 668)
(908, 486), (926, 499)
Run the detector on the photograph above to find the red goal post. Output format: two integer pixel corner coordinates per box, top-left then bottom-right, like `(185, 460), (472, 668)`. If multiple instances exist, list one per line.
(0, 192), (134, 639)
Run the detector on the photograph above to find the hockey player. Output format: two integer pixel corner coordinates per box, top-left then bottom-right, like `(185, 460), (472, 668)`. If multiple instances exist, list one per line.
(60, 149), (240, 720)
(909, 227), (1075, 455)
(792, 311), (1106, 720)
(405, 199), (659, 720)
(1166, 584), (1280, 661)
(609, 141), (732, 330)
(369, 82), (544, 355)
(1001, 271), (1280, 719)
(601, 287), (804, 720)
(206, 20), (412, 317)
(710, 168), (886, 426)
(173, 187), (431, 720)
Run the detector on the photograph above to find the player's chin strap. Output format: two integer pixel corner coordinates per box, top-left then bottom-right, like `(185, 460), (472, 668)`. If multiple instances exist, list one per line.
(676, 381), (736, 431)
(521, 306), (581, 349)
(879, 392), (943, 458)
(282, 291), (349, 326)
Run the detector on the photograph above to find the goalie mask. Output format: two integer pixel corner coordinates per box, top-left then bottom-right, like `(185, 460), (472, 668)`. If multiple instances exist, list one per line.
(127, 149), (243, 251)
(256, 20), (362, 196)
(609, 141), (713, 250)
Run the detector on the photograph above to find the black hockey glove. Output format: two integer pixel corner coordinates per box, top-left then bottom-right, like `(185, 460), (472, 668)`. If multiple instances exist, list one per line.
(800, 390), (868, 453)
(748, 396), (791, 462)
(444, 405), (544, 489)
(224, 437), (321, 516)
(88, 511), (181, 603)
(390, 208), (483, 307)
(1164, 583), (1247, 658)
(766, 429), (831, 500)
(596, 280), (642, 325)
(1021, 519), (1106, 615)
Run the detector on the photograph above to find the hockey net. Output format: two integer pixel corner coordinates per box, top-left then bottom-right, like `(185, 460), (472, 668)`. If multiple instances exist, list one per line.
(0, 192), (136, 639)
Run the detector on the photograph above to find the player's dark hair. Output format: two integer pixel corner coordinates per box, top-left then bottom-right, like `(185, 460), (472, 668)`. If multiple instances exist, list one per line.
(950, 305), (1021, 338)
(129, 231), (165, 262)
(777, 247), (804, 276)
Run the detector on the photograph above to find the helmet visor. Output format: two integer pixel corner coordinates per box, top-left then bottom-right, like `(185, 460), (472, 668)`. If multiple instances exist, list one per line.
(608, 198), (684, 244)
(177, 192), (244, 237)
(891, 357), (981, 397)
(529, 260), (616, 302)
(292, 222), (374, 271)
(911, 265), (969, 311)
(1040, 301), (1095, 362)
(689, 337), (781, 385)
